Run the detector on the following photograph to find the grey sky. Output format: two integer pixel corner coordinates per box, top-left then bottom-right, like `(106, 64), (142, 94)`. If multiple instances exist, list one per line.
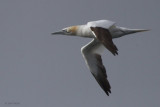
(0, 0), (159, 107)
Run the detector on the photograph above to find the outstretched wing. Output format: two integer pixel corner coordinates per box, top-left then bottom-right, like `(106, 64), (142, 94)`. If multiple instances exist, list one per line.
(81, 39), (111, 96)
(87, 20), (118, 55)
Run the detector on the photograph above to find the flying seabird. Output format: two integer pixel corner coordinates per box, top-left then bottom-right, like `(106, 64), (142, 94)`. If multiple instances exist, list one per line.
(52, 20), (149, 96)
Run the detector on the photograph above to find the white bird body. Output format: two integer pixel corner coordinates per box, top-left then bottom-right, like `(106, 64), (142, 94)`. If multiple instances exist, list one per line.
(52, 20), (149, 96)
(75, 25), (93, 37)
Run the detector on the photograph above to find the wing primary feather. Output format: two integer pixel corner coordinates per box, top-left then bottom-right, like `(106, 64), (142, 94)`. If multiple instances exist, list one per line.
(93, 54), (111, 95)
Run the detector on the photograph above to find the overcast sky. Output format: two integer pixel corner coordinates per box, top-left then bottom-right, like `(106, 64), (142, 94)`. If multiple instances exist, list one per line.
(0, 0), (160, 107)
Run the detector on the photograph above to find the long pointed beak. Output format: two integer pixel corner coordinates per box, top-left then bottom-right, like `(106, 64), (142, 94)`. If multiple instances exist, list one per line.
(51, 31), (64, 35)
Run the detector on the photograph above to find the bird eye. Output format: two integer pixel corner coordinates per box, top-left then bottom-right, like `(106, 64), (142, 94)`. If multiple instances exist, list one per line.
(62, 29), (70, 34)
(62, 29), (68, 33)
(62, 29), (67, 32)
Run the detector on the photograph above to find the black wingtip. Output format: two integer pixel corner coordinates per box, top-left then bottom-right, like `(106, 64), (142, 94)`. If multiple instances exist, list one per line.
(113, 52), (118, 56)
(106, 92), (109, 96)
(99, 79), (111, 96)
(104, 88), (111, 96)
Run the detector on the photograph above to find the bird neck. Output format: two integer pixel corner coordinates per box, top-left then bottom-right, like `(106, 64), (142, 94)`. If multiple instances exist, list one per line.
(75, 25), (94, 38)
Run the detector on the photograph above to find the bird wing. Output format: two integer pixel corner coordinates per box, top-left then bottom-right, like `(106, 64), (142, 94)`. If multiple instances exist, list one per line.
(90, 27), (118, 55)
(81, 39), (111, 96)
(87, 20), (118, 55)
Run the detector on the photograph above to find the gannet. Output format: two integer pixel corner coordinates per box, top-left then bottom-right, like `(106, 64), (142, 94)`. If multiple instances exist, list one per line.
(52, 20), (149, 96)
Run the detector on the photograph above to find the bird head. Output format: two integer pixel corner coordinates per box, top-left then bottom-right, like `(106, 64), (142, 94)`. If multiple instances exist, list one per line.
(52, 26), (78, 36)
